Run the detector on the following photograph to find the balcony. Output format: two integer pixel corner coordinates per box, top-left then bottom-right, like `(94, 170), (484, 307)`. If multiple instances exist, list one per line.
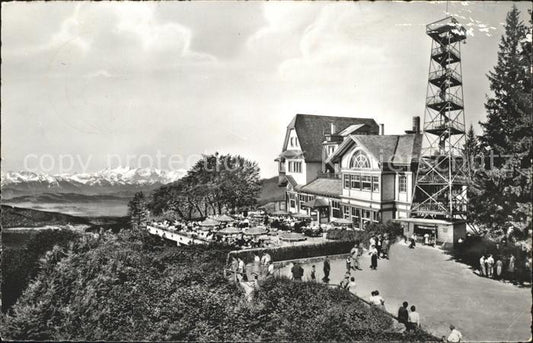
(426, 93), (464, 112)
(428, 69), (462, 89)
(431, 45), (460, 66)
(426, 17), (467, 45)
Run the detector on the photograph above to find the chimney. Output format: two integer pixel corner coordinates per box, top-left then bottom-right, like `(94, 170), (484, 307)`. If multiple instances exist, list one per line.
(330, 123), (337, 135)
(413, 116), (421, 133)
(379, 124), (385, 135)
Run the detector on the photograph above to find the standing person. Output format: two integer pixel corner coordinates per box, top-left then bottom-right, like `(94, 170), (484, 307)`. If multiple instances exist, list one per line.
(309, 265), (317, 282)
(230, 256), (239, 282)
(409, 234), (416, 249)
(346, 255), (353, 273)
(348, 276), (357, 294)
(447, 325), (463, 342)
(486, 254), (495, 278)
(424, 233), (430, 245)
(407, 305), (420, 331)
(369, 235), (376, 248)
(495, 257), (503, 280)
(323, 256), (331, 283)
(479, 255), (486, 277)
(253, 253), (261, 275)
(260, 252), (271, 266)
(237, 257), (246, 282)
(397, 301), (409, 329)
(369, 245), (379, 270)
(291, 262), (304, 281)
(266, 262), (275, 278)
(508, 254), (516, 283)
(376, 235), (383, 257)
(382, 236), (390, 259)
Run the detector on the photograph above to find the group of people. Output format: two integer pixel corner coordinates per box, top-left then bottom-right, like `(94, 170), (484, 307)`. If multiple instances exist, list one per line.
(479, 253), (522, 282)
(229, 251), (275, 283)
(397, 301), (420, 331)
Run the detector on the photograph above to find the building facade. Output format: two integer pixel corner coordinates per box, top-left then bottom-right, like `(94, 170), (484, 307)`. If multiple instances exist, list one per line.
(276, 113), (422, 229)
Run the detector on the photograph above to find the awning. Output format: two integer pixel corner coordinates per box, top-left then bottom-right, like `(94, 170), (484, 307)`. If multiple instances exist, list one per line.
(331, 218), (353, 225)
(277, 150), (305, 159)
(302, 198), (329, 209)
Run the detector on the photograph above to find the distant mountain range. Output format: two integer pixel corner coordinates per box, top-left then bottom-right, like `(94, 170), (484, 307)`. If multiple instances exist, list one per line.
(1, 167), (186, 199)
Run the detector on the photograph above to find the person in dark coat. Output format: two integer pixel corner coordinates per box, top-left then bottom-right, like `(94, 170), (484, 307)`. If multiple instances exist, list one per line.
(322, 256), (331, 282)
(397, 301), (409, 329)
(291, 262), (304, 281)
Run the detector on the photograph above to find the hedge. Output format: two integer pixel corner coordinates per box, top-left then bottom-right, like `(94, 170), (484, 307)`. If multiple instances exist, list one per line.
(228, 240), (356, 264)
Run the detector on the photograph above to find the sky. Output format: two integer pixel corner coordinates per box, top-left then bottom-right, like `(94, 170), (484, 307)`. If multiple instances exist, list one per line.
(2, 1), (531, 178)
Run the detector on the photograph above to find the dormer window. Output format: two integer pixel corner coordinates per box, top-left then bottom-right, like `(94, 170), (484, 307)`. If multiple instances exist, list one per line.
(349, 150), (371, 169)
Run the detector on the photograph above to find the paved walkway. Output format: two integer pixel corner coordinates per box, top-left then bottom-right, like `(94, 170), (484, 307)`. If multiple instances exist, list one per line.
(279, 242), (531, 342)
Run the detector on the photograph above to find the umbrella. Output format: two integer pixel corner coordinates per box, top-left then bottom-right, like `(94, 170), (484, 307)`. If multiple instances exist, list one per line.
(331, 218), (352, 225)
(292, 213), (311, 220)
(219, 226), (242, 235)
(215, 214), (235, 223)
(301, 198), (329, 209)
(244, 227), (268, 236)
(279, 232), (307, 242)
(200, 218), (220, 227)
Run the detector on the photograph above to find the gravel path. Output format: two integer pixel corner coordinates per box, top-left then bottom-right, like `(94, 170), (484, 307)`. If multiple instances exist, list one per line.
(279, 242), (531, 342)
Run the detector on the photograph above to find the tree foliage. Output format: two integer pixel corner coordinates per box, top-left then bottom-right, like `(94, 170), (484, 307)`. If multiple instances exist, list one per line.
(128, 191), (149, 228)
(480, 5), (532, 161)
(149, 153), (261, 220)
(470, 6), (532, 236)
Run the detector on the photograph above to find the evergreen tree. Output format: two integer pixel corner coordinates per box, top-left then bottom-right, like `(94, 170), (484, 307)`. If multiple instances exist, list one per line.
(464, 124), (479, 163)
(470, 6), (532, 237)
(480, 5), (531, 162)
(128, 191), (148, 229)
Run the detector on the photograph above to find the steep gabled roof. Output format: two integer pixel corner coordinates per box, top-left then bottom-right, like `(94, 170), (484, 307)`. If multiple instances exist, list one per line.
(327, 134), (422, 166)
(282, 114), (379, 162)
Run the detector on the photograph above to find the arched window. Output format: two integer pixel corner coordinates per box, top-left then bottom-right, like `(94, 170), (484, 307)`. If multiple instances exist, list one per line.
(349, 150), (371, 169)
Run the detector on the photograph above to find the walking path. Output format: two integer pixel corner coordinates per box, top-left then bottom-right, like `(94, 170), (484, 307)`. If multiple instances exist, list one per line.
(279, 242), (531, 341)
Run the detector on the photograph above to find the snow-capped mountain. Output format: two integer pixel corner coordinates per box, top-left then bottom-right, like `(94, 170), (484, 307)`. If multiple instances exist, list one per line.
(1, 167), (186, 199)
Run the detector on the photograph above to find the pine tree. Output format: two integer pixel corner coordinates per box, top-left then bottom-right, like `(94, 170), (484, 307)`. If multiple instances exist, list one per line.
(470, 6), (532, 238)
(128, 191), (148, 229)
(464, 124), (479, 163)
(480, 5), (530, 161)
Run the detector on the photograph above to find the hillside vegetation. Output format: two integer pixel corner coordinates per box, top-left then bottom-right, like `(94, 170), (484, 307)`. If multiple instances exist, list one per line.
(2, 229), (437, 341)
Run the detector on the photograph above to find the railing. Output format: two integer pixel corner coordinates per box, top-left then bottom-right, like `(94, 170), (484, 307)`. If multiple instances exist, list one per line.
(317, 172), (341, 179)
(426, 93), (464, 108)
(428, 68), (462, 84)
(146, 225), (209, 245)
(424, 119), (464, 133)
(426, 17), (466, 36)
(431, 44), (460, 59)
